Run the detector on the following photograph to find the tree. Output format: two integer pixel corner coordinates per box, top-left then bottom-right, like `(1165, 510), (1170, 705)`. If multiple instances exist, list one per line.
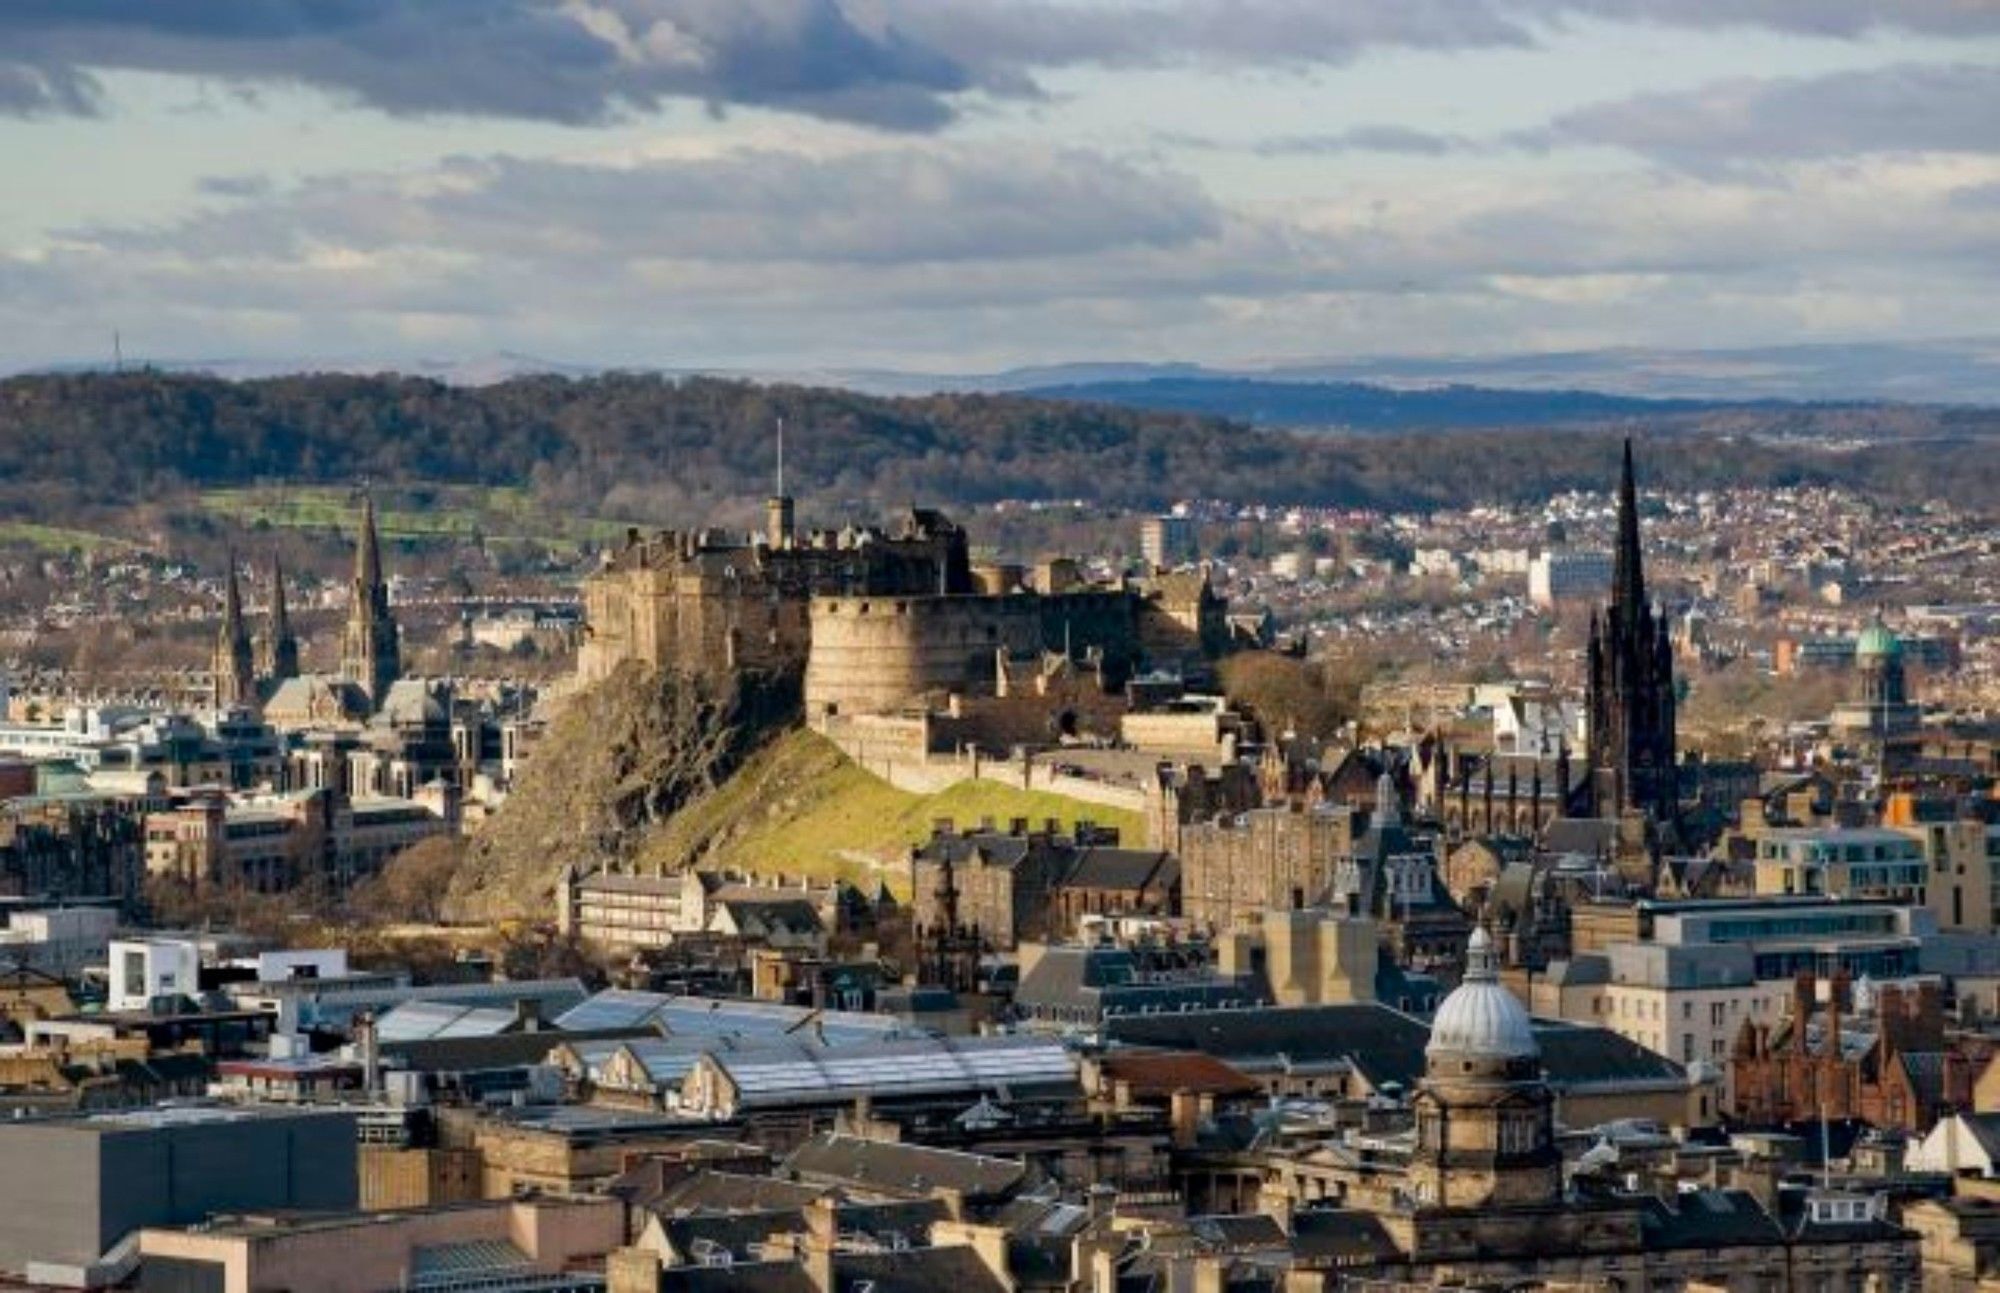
(352, 836), (464, 926)
(1219, 652), (1359, 741)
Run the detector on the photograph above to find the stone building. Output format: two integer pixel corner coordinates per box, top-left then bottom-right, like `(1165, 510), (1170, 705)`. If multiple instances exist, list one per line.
(578, 503), (971, 686)
(1176, 802), (1358, 930)
(1729, 972), (1984, 1134)
(1246, 930), (1920, 1290)
(907, 819), (1167, 951)
(579, 499), (1231, 721)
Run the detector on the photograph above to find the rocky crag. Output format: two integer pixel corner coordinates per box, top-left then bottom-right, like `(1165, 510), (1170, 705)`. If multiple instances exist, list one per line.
(444, 663), (800, 922)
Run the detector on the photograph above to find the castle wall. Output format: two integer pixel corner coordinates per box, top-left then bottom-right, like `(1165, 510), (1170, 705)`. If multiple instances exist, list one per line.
(805, 596), (1045, 718)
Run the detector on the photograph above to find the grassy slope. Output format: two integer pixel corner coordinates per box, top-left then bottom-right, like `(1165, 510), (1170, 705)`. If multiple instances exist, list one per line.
(0, 522), (138, 553)
(637, 728), (1145, 895)
(200, 484), (630, 548)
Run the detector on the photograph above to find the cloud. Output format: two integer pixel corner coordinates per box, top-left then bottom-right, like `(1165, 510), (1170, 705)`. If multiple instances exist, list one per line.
(12, 136), (2000, 376)
(1531, 63), (2000, 170)
(0, 60), (99, 116)
(7, 1), (1998, 131)
(0, 0), (975, 129)
(82, 144), (1225, 267)
(1250, 126), (1478, 157)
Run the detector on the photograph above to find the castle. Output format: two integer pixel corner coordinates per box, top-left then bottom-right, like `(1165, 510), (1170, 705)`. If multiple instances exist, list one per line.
(578, 491), (1228, 719)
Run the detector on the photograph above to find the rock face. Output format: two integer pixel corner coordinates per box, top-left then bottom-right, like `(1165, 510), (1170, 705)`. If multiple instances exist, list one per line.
(444, 663), (801, 922)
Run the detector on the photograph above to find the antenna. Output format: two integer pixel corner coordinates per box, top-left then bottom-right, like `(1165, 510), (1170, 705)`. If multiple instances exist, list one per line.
(113, 330), (123, 374)
(776, 416), (785, 499)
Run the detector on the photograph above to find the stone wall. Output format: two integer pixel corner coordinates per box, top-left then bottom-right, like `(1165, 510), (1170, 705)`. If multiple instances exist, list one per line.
(805, 595), (1045, 718)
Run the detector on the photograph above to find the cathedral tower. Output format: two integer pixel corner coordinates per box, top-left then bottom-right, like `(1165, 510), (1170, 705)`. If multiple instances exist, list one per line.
(339, 495), (401, 707)
(211, 552), (256, 710)
(1583, 439), (1678, 823)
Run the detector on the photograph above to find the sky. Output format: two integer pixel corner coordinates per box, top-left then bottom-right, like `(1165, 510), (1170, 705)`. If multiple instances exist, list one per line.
(3, 1), (2000, 376)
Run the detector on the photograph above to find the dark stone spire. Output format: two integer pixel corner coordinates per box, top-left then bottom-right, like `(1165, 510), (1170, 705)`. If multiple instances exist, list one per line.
(264, 554), (300, 683)
(212, 550), (256, 710)
(1584, 439), (1678, 826)
(340, 492), (401, 708)
(1611, 437), (1645, 628)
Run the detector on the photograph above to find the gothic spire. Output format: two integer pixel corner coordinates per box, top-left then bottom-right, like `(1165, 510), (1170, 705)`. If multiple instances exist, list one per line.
(267, 553), (300, 682)
(270, 554), (291, 639)
(1611, 437), (1645, 630)
(221, 549), (245, 641)
(213, 549), (255, 709)
(355, 493), (383, 596)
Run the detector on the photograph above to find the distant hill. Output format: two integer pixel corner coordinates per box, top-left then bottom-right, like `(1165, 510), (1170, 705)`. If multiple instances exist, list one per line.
(1019, 376), (1745, 431)
(3, 370), (2000, 526)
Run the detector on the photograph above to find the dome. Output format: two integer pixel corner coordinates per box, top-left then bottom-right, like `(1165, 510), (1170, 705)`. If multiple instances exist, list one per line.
(1856, 618), (1902, 661)
(1426, 927), (1539, 1062)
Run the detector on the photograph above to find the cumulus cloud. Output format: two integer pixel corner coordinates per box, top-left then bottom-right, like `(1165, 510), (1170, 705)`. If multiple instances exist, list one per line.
(4, 0), (1997, 130)
(12, 137), (2000, 373)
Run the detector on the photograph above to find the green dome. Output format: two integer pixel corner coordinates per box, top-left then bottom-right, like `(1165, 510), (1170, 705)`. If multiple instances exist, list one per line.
(1856, 620), (1902, 660)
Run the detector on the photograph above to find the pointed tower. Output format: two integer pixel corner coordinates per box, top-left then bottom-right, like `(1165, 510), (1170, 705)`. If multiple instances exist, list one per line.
(260, 555), (301, 684)
(211, 552), (256, 710)
(340, 495), (402, 709)
(1584, 439), (1678, 824)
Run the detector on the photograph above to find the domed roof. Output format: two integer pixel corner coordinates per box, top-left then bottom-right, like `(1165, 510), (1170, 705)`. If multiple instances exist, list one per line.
(1426, 927), (1539, 1062)
(1856, 617), (1902, 661)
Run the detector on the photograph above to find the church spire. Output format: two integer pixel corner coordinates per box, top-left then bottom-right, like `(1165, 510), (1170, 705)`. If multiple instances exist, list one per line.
(341, 491), (402, 709)
(212, 549), (255, 710)
(265, 554), (300, 682)
(356, 493), (383, 593)
(1611, 436), (1645, 629)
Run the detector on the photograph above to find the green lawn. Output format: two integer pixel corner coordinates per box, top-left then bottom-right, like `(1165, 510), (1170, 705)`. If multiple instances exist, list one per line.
(199, 484), (632, 549)
(638, 728), (1145, 895)
(0, 522), (139, 554)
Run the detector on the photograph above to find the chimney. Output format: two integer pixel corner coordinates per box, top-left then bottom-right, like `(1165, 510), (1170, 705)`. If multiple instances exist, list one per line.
(1170, 1088), (1202, 1149)
(514, 998), (543, 1033)
(804, 1194), (838, 1292)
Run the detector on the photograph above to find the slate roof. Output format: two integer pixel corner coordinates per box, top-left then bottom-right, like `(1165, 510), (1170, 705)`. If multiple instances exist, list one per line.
(1187, 1214), (1288, 1251)
(1014, 945), (1267, 1020)
(1289, 1209), (1404, 1265)
(1063, 848), (1175, 893)
(654, 1170), (826, 1216)
(380, 1026), (654, 1075)
(914, 833), (1037, 870)
(833, 1245), (1010, 1293)
(1102, 1005), (1689, 1091)
(658, 1262), (815, 1293)
(1104, 1004), (1430, 1088)
(1533, 1021), (1689, 1087)
(1641, 1189), (1786, 1250)
(785, 1132), (1026, 1201)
